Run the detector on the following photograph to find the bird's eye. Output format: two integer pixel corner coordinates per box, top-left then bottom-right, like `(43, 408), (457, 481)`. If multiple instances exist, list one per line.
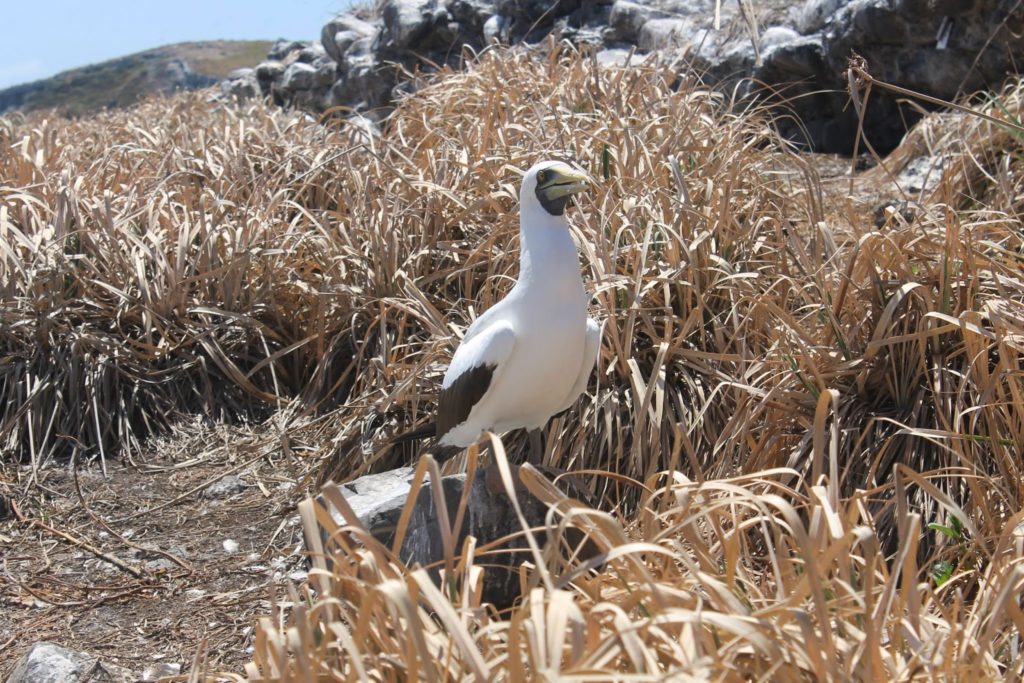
(537, 170), (548, 184)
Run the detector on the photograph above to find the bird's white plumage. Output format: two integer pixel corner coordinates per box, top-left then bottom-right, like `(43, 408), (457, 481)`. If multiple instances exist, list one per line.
(437, 161), (599, 448)
(556, 317), (601, 413)
(441, 321), (516, 392)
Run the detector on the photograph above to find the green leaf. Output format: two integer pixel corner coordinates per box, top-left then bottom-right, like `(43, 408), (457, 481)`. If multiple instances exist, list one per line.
(928, 522), (961, 541)
(931, 560), (955, 586)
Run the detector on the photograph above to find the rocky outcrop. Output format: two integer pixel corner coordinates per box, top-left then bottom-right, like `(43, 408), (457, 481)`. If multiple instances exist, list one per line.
(312, 465), (596, 608)
(221, 1), (1023, 153)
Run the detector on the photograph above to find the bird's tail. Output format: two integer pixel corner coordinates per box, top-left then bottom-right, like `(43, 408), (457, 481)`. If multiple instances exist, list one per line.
(390, 422), (437, 444)
(391, 422), (466, 463)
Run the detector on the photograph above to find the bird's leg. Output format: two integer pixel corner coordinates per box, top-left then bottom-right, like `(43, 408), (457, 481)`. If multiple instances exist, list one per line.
(527, 429), (544, 465)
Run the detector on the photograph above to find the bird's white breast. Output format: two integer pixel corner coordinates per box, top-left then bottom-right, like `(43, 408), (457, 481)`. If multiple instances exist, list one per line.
(487, 290), (588, 433)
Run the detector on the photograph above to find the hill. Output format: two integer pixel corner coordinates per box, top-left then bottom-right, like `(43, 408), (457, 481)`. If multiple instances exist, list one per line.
(0, 40), (272, 117)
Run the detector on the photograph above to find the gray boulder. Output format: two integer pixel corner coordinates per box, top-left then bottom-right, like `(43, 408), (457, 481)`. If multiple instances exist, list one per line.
(254, 60), (286, 83)
(314, 58), (338, 89)
(297, 42), (327, 64)
(315, 465), (596, 608)
(202, 473), (247, 499)
(7, 642), (132, 683)
(159, 59), (218, 92)
(322, 14), (378, 61)
(218, 68), (260, 101)
(483, 13), (511, 43)
(381, 0), (438, 50)
(267, 39), (309, 61)
(607, 1), (659, 42)
(338, 467), (417, 520)
(761, 26), (801, 51)
(797, 0), (847, 34)
(637, 17), (694, 52)
(786, 0), (1022, 151)
(328, 30), (364, 59)
(282, 62), (318, 92)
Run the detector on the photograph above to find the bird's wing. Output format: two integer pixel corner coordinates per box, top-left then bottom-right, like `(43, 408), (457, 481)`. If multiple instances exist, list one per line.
(557, 317), (601, 413)
(436, 320), (517, 443)
(458, 303), (502, 346)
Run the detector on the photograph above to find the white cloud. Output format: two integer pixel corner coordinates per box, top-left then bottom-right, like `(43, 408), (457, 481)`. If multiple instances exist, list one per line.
(0, 60), (47, 89)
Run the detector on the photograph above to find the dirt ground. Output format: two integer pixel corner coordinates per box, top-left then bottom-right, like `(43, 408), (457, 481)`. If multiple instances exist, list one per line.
(0, 418), (314, 679)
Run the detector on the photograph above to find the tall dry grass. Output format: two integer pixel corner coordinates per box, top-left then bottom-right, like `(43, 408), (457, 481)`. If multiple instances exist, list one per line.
(238, 50), (1024, 679)
(247, 441), (1024, 680)
(2, 43), (1023, 678)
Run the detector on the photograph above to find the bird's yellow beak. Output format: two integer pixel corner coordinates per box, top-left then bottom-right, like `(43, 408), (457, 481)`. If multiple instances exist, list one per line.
(536, 166), (591, 203)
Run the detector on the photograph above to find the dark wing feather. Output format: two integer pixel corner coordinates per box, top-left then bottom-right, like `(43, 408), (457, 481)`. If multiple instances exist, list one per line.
(390, 423), (437, 444)
(390, 423), (460, 464)
(435, 363), (496, 443)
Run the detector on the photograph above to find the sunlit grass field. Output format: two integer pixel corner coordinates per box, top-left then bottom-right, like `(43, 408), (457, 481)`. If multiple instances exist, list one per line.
(2, 45), (1023, 679)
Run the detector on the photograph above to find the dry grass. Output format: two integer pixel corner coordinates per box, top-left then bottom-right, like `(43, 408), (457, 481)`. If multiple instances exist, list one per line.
(2, 44), (1023, 679)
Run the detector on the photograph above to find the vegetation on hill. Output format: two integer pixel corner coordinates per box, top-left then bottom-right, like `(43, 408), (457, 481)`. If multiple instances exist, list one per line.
(1, 43), (1023, 679)
(0, 41), (272, 117)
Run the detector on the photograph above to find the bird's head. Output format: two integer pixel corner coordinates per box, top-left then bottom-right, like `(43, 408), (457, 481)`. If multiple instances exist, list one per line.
(520, 160), (590, 218)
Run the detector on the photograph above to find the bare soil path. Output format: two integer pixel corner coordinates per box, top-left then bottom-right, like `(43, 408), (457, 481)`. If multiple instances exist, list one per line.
(0, 420), (311, 678)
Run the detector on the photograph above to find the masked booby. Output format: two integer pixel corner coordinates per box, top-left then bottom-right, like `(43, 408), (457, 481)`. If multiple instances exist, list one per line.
(399, 160), (601, 463)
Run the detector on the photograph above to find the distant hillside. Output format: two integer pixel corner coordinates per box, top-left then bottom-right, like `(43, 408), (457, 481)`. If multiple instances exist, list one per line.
(0, 40), (273, 117)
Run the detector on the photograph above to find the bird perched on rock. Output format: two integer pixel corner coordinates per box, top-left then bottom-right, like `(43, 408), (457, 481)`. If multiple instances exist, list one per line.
(397, 160), (601, 464)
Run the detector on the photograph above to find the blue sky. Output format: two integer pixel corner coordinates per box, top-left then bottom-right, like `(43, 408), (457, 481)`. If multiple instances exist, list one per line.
(0, 0), (356, 89)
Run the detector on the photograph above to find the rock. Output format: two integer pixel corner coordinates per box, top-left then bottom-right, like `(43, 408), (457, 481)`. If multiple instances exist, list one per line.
(874, 199), (921, 227)
(267, 39), (309, 61)
(159, 59), (218, 92)
(753, 0), (1000, 152)
(8, 642), (133, 683)
(297, 42), (327, 64)
(219, 68), (259, 100)
(282, 62), (318, 92)
(595, 47), (639, 67)
(760, 36), (826, 77)
(798, 0), (847, 34)
(497, 0), (612, 26)
(227, 67), (255, 80)
(314, 59), (338, 89)
(329, 30), (364, 59)
(218, 0), (1024, 153)
(203, 474), (246, 499)
(760, 26), (801, 51)
(607, 0), (655, 43)
(483, 13), (511, 43)
(255, 61), (286, 83)
(338, 467), (416, 520)
(894, 153), (948, 195)
(381, 0), (435, 50)
(316, 465), (596, 608)
(637, 18), (695, 52)
(321, 14), (379, 61)
(141, 663), (181, 682)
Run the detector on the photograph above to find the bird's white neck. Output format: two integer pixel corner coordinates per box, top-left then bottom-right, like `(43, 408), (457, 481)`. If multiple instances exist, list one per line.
(516, 202), (584, 298)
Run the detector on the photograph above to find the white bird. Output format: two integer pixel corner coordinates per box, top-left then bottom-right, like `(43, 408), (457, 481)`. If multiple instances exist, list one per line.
(397, 160), (601, 463)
